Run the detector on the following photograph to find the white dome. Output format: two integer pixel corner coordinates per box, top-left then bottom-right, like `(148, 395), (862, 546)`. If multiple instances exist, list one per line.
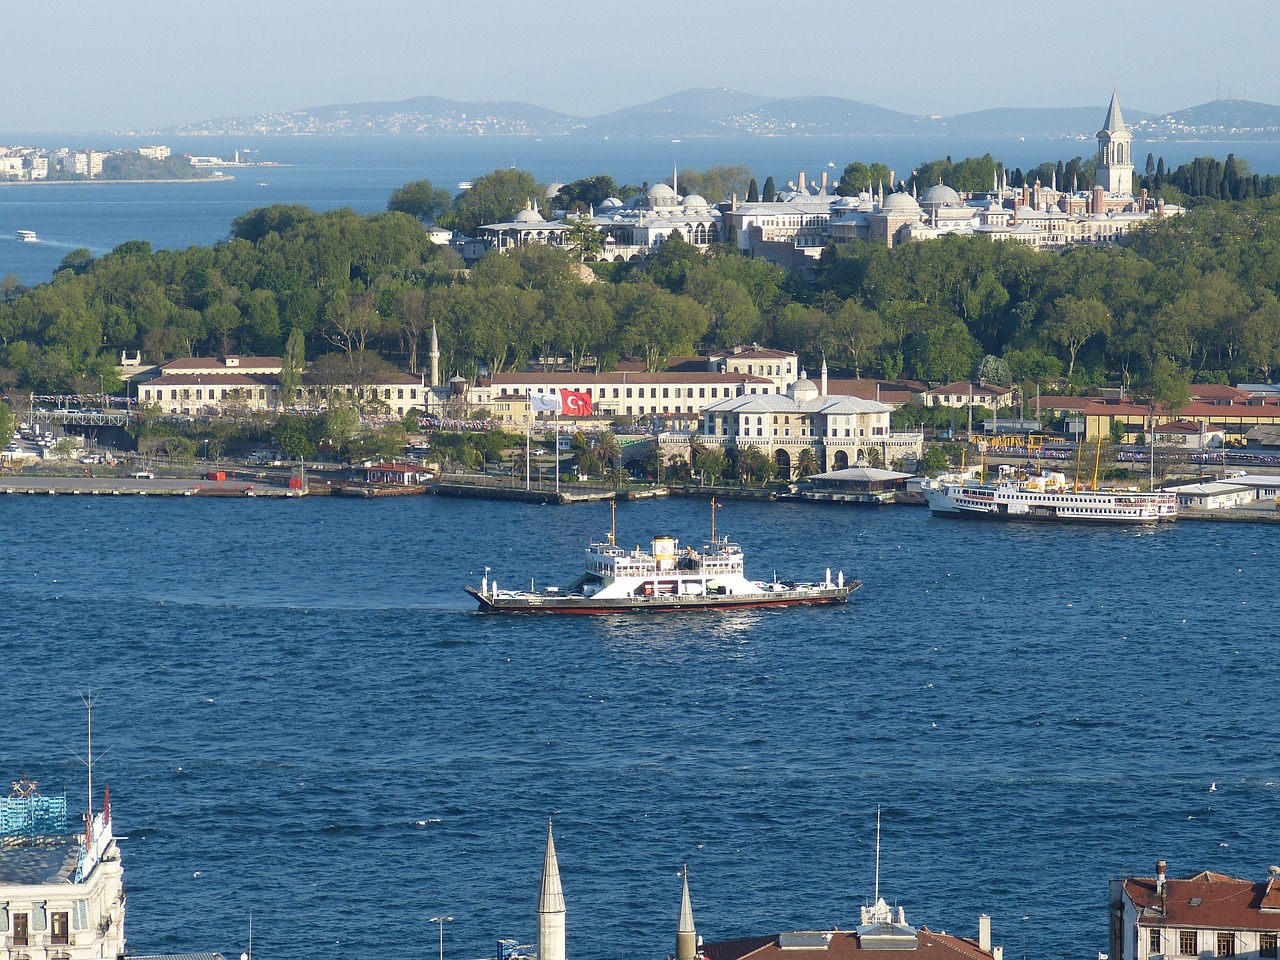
(682, 193), (709, 208)
(922, 183), (961, 206)
(788, 373), (820, 402)
(881, 192), (921, 214)
(599, 197), (623, 209)
(647, 182), (677, 198)
(514, 204), (545, 223)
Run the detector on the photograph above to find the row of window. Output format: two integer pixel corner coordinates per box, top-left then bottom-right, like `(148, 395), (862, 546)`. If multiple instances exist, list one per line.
(1149, 928), (1277, 958)
(8, 910), (71, 946)
(144, 386), (420, 403)
(533, 386), (761, 401)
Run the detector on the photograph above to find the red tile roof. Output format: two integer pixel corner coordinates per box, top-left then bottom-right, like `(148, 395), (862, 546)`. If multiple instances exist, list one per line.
(825, 379), (925, 404)
(1124, 872), (1280, 930)
(144, 373), (268, 386)
(703, 928), (994, 960)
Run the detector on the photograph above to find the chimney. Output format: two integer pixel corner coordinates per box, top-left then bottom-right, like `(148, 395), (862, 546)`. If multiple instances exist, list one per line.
(798, 171), (806, 196)
(821, 171), (829, 193)
(1157, 859), (1167, 897)
(979, 915), (992, 954)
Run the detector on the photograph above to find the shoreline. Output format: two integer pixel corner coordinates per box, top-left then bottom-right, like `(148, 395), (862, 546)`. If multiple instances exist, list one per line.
(0, 175), (236, 186)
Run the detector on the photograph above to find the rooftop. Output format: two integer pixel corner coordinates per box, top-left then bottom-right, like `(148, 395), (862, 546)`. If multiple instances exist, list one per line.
(1124, 870), (1280, 930)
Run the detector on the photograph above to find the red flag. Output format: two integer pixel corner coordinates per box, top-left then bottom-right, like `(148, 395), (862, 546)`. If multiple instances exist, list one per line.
(559, 389), (593, 416)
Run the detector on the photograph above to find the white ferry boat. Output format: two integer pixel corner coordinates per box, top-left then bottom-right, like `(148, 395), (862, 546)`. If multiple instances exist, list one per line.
(16, 229), (37, 242)
(465, 503), (858, 614)
(924, 467), (1177, 524)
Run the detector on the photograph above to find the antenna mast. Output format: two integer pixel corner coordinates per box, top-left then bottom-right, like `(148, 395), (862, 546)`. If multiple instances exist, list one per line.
(874, 805), (881, 905)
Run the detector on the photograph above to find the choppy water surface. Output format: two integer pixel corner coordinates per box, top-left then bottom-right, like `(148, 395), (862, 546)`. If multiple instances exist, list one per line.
(0, 496), (1275, 960)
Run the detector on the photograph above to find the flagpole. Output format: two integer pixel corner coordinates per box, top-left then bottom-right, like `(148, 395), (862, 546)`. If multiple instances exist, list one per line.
(555, 414), (560, 496)
(525, 419), (531, 491)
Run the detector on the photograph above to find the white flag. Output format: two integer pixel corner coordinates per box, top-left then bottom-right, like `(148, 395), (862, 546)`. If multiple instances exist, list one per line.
(529, 392), (559, 413)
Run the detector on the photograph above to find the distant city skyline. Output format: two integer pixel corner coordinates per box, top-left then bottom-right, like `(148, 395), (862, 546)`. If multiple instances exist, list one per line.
(7, 0), (1280, 134)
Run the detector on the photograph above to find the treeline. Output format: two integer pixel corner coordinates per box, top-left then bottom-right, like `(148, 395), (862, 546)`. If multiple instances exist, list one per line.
(4, 174), (1280, 407)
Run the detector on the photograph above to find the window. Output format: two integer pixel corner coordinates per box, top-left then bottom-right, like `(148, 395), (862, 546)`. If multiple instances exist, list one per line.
(51, 911), (69, 945)
(1150, 929), (1163, 954)
(1216, 933), (1235, 957)
(1259, 934), (1276, 958)
(1179, 930), (1197, 956)
(13, 913), (28, 946)
(663, 388), (669, 398)
(398, 389), (404, 399)
(195, 389), (202, 400)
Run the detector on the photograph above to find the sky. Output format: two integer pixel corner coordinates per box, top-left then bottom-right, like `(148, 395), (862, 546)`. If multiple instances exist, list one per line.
(8, 0), (1280, 134)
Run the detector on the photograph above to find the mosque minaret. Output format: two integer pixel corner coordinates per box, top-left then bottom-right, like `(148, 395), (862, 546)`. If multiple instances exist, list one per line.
(537, 820), (567, 960)
(676, 865), (698, 960)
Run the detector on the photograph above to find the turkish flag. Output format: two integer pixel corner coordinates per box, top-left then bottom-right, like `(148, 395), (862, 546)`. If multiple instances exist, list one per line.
(559, 389), (593, 416)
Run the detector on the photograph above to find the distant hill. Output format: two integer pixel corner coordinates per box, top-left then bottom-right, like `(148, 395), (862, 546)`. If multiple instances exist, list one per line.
(144, 90), (1280, 141)
(937, 106), (1154, 138)
(1133, 99), (1280, 138)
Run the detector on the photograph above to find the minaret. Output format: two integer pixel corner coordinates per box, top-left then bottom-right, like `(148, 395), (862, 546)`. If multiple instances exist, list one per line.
(430, 322), (440, 389)
(1097, 90), (1133, 195)
(538, 820), (566, 960)
(676, 865), (697, 960)
(820, 355), (828, 397)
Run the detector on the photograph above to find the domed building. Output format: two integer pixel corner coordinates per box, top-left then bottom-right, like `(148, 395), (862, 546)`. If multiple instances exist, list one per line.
(478, 199), (574, 252)
(696, 362), (922, 479)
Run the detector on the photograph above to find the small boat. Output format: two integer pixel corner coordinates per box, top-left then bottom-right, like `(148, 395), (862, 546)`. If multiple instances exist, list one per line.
(16, 229), (37, 242)
(466, 502), (858, 614)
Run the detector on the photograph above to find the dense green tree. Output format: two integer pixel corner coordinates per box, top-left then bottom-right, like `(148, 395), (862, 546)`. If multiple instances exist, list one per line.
(552, 175), (618, 212)
(387, 179), (452, 224)
(837, 162), (893, 197)
(761, 176), (776, 202)
(446, 168), (542, 236)
(677, 164), (752, 202)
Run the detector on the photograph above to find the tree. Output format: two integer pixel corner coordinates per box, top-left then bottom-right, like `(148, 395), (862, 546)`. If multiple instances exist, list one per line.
(796, 447), (818, 479)
(447, 168), (542, 236)
(746, 179), (759, 203)
(696, 446), (728, 485)
(564, 214), (604, 261)
(678, 165), (753, 203)
(762, 176), (776, 202)
(977, 354), (1012, 387)
(387, 180), (452, 224)
(837, 162), (893, 197)
(1044, 296), (1112, 381)
(279, 327), (306, 409)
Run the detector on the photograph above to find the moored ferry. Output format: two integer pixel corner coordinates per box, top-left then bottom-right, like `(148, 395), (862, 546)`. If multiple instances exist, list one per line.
(924, 467), (1177, 524)
(465, 503), (858, 614)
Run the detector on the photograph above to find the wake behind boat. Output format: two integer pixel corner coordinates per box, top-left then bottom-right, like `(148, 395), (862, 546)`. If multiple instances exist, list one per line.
(466, 502), (858, 614)
(925, 466), (1177, 524)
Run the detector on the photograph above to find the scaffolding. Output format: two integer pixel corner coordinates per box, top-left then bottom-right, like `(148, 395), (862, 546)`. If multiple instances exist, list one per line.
(0, 791), (68, 841)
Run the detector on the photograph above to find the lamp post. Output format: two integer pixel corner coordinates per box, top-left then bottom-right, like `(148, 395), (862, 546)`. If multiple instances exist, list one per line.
(429, 916), (453, 960)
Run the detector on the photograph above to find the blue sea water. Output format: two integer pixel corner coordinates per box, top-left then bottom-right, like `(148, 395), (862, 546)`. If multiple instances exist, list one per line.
(4, 133), (1280, 287)
(1, 495), (1276, 960)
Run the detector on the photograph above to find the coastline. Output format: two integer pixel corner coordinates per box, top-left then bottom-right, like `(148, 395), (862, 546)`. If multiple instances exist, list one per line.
(0, 174), (236, 186)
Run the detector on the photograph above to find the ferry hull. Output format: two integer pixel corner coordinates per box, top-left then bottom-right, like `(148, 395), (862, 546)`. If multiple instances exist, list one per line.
(465, 583), (858, 614)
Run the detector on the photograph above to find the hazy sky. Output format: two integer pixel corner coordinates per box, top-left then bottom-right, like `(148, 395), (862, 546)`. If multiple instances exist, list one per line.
(8, 0), (1280, 133)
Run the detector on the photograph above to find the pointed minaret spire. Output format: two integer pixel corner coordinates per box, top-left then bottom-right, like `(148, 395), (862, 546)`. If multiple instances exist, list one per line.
(677, 865), (697, 960)
(430, 322), (440, 390)
(820, 354), (828, 397)
(673, 161), (678, 196)
(538, 820), (566, 960)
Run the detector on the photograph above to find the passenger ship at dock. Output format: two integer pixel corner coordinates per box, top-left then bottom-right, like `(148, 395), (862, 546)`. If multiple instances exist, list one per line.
(465, 503), (857, 613)
(925, 467), (1178, 524)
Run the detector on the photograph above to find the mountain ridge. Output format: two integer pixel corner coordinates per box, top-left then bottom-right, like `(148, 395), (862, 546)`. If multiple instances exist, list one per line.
(143, 88), (1280, 140)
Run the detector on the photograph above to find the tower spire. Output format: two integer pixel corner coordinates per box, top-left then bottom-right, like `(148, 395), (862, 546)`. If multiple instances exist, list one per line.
(677, 865), (697, 960)
(538, 820), (566, 960)
(430, 321), (440, 390)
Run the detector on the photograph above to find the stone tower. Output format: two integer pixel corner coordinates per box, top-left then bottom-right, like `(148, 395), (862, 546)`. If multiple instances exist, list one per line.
(1097, 90), (1133, 195)
(538, 820), (566, 960)
(676, 865), (697, 960)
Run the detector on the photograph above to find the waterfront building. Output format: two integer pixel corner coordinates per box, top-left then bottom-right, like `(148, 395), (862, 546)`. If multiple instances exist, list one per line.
(1109, 860), (1280, 960)
(0, 777), (126, 960)
(693, 363), (924, 477)
(701, 884), (1003, 960)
